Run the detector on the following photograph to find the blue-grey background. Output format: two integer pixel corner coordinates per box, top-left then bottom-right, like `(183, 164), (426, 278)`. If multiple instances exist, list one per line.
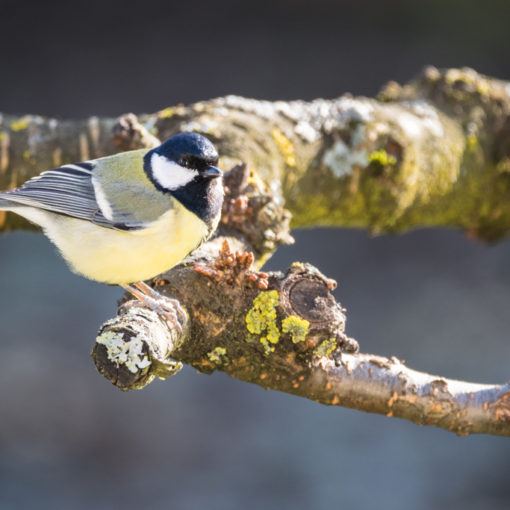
(1, 1), (510, 508)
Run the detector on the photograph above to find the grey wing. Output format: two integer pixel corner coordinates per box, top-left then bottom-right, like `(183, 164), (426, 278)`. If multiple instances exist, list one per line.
(0, 162), (137, 231)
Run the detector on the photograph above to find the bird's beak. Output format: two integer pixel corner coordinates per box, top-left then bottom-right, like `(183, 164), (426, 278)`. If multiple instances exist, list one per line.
(204, 166), (223, 179)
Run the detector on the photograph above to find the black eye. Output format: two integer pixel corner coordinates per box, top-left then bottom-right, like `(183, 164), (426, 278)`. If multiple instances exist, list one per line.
(179, 158), (189, 167)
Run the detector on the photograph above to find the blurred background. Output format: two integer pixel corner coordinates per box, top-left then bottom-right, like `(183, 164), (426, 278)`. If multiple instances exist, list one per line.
(1, 0), (510, 508)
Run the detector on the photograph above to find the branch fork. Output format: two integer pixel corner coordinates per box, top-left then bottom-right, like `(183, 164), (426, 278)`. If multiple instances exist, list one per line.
(4, 67), (510, 436)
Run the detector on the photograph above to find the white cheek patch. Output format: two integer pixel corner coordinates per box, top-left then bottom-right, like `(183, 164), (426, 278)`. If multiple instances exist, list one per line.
(151, 153), (198, 190)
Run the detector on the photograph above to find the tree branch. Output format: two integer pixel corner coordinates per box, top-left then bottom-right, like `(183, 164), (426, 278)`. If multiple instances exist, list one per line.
(3, 66), (510, 240)
(91, 237), (510, 437)
(3, 66), (510, 436)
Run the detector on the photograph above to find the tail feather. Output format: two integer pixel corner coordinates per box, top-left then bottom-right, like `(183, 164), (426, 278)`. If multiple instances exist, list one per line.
(0, 195), (15, 209)
(0, 192), (22, 210)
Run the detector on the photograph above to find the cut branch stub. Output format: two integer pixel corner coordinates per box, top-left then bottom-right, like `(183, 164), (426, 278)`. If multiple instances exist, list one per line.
(91, 301), (184, 391)
(275, 263), (358, 354)
(278, 263), (340, 327)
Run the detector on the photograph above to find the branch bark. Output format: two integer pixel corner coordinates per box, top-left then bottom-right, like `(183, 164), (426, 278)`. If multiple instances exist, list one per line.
(3, 66), (510, 239)
(3, 66), (510, 436)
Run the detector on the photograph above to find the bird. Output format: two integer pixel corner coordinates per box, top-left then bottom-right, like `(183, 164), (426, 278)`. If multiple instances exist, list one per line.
(0, 132), (224, 330)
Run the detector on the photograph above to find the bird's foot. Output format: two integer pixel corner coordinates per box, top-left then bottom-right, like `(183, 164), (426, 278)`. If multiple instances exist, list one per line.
(121, 282), (187, 335)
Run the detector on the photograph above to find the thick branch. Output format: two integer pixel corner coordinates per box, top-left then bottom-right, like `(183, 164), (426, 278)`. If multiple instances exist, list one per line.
(92, 238), (510, 437)
(3, 67), (510, 240)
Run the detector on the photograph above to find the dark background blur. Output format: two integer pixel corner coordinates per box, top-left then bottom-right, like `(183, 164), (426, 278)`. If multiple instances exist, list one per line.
(1, 1), (510, 509)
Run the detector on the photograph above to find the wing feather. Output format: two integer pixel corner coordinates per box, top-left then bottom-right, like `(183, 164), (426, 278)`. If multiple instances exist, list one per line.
(0, 161), (142, 230)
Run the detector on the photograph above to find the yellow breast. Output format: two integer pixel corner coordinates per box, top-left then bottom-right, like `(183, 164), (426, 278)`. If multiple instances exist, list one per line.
(38, 200), (208, 284)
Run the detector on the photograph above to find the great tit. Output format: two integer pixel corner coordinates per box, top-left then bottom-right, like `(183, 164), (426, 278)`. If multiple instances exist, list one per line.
(0, 132), (224, 327)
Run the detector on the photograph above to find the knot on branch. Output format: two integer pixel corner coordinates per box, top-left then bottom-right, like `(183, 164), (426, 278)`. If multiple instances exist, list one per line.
(113, 113), (161, 151)
(91, 301), (184, 391)
(220, 164), (294, 256)
(274, 263), (359, 355)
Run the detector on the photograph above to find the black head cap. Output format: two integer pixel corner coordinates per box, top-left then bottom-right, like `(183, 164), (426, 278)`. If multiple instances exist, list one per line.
(155, 132), (218, 171)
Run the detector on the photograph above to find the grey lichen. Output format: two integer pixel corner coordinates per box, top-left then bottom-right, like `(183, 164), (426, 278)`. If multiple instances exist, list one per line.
(93, 303), (185, 389)
(322, 124), (369, 178)
(96, 330), (151, 374)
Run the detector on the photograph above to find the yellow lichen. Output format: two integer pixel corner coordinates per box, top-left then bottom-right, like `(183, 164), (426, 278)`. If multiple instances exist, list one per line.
(313, 338), (337, 357)
(246, 167), (264, 187)
(207, 346), (227, 364)
(10, 118), (29, 132)
(368, 149), (397, 166)
(282, 315), (309, 343)
(271, 128), (296, 167)
(22, 150), (35, 164)
(158, 107), (176, 119)
(466, 133), (478, 153)
(260, 337), (276, 354)
(246, 290), (280, 354)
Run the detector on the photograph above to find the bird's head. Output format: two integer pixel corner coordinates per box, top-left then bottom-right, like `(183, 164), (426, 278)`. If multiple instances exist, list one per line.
(144, 132), (222, 193)
(143, 132), (224, 228)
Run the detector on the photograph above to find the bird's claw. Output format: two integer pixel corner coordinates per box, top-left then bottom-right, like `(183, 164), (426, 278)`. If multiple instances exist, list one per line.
(153, 297), (188, 335)
(122, 283), (188, 336)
